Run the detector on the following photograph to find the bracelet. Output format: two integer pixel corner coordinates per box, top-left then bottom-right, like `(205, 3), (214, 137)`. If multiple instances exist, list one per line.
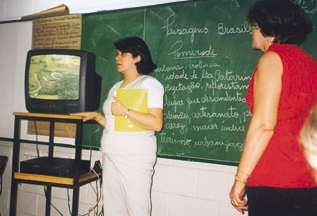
(95, 113), (103, 122)
(237, 168), (251, 177)
(235, 175), (248, 184)
(124, 109), (130, 119)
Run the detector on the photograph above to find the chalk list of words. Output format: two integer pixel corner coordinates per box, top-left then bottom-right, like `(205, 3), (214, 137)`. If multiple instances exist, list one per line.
(155, 13), (253, 156)
(32, 14), (82, 49)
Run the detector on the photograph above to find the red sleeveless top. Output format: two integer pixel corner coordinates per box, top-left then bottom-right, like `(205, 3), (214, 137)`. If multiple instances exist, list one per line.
(246, 43), (317, 187)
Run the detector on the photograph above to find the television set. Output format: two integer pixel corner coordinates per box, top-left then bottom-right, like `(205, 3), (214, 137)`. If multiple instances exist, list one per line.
(25, 49), (102, 114)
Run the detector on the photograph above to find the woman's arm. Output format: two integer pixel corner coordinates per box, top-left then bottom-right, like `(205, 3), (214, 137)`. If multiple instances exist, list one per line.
(125, 107), (163, 132)
(70, 111), (106, 127)
(229, 51), (283, 213)
(111, 96), (163, 132)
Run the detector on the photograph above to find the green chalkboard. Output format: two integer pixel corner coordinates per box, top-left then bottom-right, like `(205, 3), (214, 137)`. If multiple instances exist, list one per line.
(81, 0), (317, 165)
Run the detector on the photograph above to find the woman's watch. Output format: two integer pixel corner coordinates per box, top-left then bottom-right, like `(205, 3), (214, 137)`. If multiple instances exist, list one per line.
(124, 109), (130, 119)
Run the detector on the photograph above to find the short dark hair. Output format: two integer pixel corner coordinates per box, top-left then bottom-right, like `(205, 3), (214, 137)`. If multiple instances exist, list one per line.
(114, 36), (157, 75)
(247, 0), (313, 45)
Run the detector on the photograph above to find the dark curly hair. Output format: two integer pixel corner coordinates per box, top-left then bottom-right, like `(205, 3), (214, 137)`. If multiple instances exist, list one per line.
(247, 0), (313, 45)
(114, 36), (157, 75)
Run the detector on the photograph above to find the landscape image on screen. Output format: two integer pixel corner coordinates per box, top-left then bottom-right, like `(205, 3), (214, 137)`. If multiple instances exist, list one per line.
(28, 54), (80, 100)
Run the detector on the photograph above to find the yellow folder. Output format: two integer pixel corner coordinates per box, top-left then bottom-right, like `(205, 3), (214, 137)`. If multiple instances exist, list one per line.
(114, 88), (148, 131)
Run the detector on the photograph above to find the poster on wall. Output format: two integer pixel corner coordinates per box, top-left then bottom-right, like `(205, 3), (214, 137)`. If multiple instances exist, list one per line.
(32, 14), (82, 50)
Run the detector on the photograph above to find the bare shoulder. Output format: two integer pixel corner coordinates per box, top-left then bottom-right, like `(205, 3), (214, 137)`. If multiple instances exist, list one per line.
(259, 51), (281, 66)
(257, 51), (283, 77)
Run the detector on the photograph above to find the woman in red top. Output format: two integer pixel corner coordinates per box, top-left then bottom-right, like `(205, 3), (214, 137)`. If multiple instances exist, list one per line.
(229, 0), (317, 215)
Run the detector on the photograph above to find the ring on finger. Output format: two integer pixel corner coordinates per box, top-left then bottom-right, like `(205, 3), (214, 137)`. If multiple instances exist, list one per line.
(231, 200), (237, 205)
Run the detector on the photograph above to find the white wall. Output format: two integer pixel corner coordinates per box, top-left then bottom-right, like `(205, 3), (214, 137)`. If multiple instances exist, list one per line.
(0, 1), (242, 216)
(0, 0), (187, 22)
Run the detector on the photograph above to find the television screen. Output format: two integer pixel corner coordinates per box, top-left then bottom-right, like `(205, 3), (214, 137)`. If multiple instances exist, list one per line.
(25, 49), (101, 114)
(28, 54), (81, 100)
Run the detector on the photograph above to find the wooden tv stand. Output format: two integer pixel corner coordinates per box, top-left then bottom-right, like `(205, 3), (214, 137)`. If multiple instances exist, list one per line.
(9, 112), (101, 216)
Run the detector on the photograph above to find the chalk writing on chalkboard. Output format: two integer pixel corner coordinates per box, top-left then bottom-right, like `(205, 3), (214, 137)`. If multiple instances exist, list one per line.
(144, 0), (260, 164)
